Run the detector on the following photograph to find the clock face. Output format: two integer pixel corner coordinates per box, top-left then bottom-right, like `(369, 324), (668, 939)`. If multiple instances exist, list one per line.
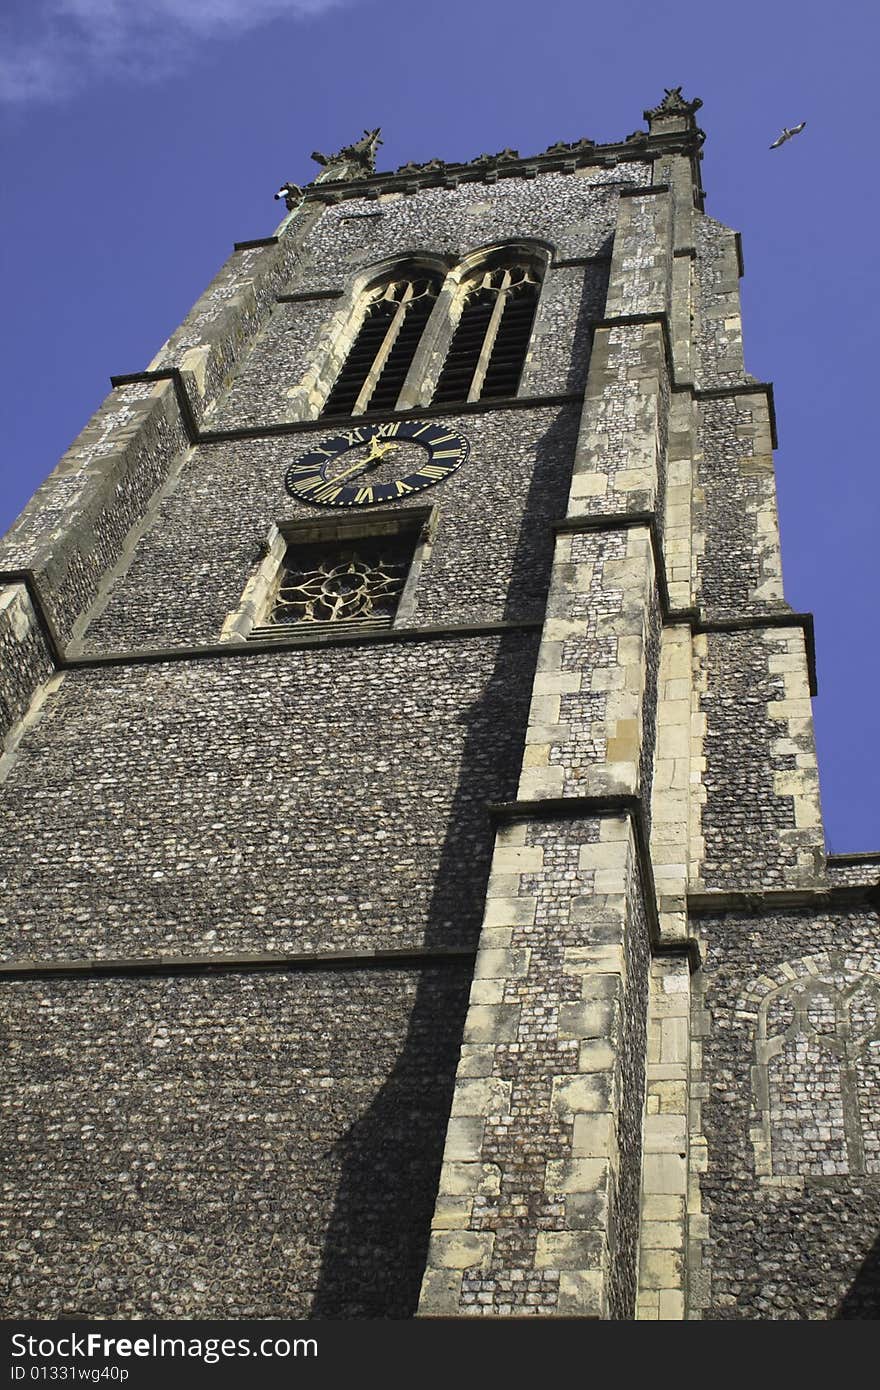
(285, 420), (469, 507)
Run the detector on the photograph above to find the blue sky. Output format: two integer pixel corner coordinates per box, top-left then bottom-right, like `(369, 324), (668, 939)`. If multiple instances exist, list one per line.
(1, 0), (877, 851)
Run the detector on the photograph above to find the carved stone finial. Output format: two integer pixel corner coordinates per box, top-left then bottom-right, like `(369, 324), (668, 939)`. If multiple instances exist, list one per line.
(543, 136), (595, 158)
(396, 157), (447, 175)
(310, 128), (383, 182)
(643, 88), (703, 123)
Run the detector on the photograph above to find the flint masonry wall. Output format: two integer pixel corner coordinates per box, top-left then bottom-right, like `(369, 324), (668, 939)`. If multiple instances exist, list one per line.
(1, 148), (644, 1319)
(0, 636), (536, 963)
(690, 904), (880, 1319)
(5, 97), (875, 1322)
(0, 585), (54, 743)
(77, 405), (578, 654)
(1, 965), (471, 1319)
(680, 179), (880, 1320)
(421, 177), (674, 1319)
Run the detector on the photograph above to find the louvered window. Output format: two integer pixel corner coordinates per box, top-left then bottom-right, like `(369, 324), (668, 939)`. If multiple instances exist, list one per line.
(322, 276), (438, 417)
(432, 263), (540, 405)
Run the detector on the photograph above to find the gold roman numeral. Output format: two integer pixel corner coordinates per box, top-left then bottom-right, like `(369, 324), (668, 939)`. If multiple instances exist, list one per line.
(354, 486), (375, 504)
(313, 482), (344, 502)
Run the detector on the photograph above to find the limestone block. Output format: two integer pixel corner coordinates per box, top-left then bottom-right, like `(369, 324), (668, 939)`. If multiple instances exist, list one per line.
(468, 979), (505, 1005)
(641, 1194), (685, 1222)
(660, 1017), (688, 1063)
(572, 1112), (616, 1158)
(439, 1162), (502, 1197)
(643, 1114), (688, 1152)
(552, 1073), (612, 1116)
(491, 846), (544, 874)
(442, 1117), (485, 1162)
(534, 1231), (604, 1270)
(462, 1004), (520, 1044)
(557, 1270), (605, 1317)
(456, 1045), (495, 1078)
(563, 944), (624, 973)
(451, 1076), (512, 1117)
(545, 1156), (608, 1193)
(640, 1221), (684, 1250)
(639, 1247), (684, 1289)
(577, 1040), (617, 1072)
(432, 1196), (473, 1229)
(427, 1231), (495, 1270)
(642, 1152), (687, 1195)
(658, 1289), (685, 1320)
(474, 947), (531, 980)
(418, 1268), (464, 1315)
(517, 766), (565, 799)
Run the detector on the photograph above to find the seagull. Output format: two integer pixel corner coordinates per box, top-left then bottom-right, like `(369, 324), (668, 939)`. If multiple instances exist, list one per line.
(770, 122), (806, 150)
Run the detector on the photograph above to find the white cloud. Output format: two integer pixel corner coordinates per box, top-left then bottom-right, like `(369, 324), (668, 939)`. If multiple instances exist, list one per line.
(0, 0), (347, 104)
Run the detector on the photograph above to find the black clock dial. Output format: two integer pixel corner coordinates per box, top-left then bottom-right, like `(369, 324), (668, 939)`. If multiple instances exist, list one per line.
(285, 420), (469, 507)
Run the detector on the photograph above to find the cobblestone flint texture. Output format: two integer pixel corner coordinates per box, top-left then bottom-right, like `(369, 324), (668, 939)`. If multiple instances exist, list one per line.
(207, 262), (608, 433)
(694, 630), (822, 892)
(0, 964), (471, 1319)
(0, 585), (54, 746)
(520, 264), (609, 398)
(79, 406), (577, 654)
(607, 834), (650, 1320)
(282, 165), (651, 298)
(694, 395), (784, 618)
(203, 297), (345, 433)
(149, 215), (324, 417)
(693, 216), (747, 389)
(568, 322), (669, 520)
(421, 816), (649, 1318)
(0, 635), (536, 962)
(693, 907), (880, 1319)
(826, 857), (880, 888)
(603, 191), (671, 320)
(638, 584), (662, 832)
(0, 383), (190, 646)
(520, 527), (657, 805)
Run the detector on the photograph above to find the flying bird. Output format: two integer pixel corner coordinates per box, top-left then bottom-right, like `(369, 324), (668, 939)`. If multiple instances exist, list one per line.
(770, 122), (806, 149)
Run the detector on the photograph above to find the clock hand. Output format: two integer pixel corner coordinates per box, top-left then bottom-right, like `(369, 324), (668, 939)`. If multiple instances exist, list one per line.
(364, 438), (398, 464)
(327, 439), (399, 484)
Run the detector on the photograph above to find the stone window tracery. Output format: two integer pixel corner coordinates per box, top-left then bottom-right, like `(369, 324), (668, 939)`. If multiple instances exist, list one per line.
(321, 275), (440, 417)
(432, 261), (541, 405)
(256, 534), (414, 638)
(220, 509), (438, 645)
(744, 954), (880, 1178)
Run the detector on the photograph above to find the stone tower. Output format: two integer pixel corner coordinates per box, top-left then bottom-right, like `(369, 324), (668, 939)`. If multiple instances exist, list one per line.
(1, 90), (878, 1322)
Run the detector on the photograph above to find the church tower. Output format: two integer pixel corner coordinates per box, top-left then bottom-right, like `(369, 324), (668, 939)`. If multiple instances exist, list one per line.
(1, 91), (878, 1321)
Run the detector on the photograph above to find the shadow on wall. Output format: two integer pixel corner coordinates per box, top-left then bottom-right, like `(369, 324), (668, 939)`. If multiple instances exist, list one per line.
(309, 405), (584, 1316)
(836, 1233), (880, 1318)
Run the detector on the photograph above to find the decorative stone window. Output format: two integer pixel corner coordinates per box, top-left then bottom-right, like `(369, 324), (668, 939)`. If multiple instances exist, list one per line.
(221, 508), (437, 644)
(743, 953), (880, 1178)
(321, 275), (440, 417)
(432, 261), (541, 405)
